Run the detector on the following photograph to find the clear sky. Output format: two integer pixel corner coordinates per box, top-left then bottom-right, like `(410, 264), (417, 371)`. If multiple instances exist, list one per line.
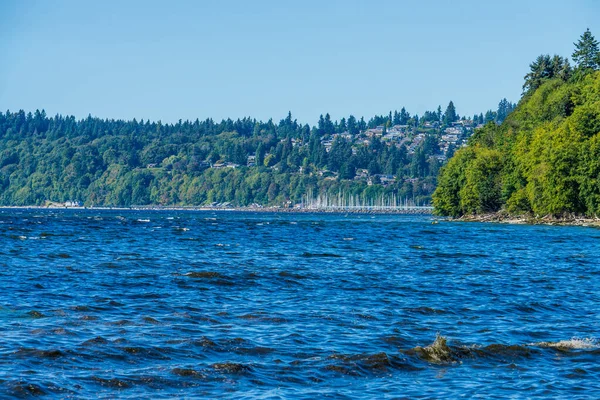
(1, 0), (598, 125)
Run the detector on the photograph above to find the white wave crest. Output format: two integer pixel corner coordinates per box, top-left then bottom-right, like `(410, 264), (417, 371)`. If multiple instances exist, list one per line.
(533, 337), (598, 350)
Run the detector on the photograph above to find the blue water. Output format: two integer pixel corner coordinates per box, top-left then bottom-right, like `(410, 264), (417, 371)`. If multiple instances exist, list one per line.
(0, 209), (599, 398)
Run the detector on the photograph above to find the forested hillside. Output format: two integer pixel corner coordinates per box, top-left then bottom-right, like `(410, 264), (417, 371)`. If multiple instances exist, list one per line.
(0, 99), (511, 207)
(433, 30), (600, 217)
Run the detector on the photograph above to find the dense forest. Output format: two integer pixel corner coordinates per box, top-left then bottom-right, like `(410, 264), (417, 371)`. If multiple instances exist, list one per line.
(0, 90), (512, 207)
(433, 29), (600, 217)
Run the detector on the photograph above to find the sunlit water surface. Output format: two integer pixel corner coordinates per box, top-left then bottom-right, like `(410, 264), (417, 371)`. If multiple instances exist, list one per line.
(1, 209), (599, 398)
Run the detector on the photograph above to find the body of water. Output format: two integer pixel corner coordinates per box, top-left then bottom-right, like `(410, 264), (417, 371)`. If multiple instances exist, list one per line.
(0, 209), (599, 398)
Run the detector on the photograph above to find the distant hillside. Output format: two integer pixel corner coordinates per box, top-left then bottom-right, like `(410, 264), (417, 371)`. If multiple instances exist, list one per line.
(0, 93), (516, 208)
(433, 70), (600, 217)
(0, 109), (456, 208)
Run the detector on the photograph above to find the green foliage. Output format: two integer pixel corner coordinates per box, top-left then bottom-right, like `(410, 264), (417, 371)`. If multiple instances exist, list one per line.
(434, 70), (600, 217)
(523, 54), (572, 95)
(0, 107), (446, 207)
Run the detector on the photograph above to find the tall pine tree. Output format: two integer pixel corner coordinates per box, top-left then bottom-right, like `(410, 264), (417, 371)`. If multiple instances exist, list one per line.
(572, 28), (600, 71)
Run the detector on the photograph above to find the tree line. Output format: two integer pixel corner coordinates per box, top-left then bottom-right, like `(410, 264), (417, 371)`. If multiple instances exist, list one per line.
(0, 88), (514, 207)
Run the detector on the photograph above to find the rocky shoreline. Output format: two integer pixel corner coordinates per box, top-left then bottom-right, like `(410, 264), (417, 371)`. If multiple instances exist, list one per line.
(455, 212), (600, 227)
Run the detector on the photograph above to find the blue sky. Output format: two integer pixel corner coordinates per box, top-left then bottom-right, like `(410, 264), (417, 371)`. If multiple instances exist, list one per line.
(1, 0), (598, 125)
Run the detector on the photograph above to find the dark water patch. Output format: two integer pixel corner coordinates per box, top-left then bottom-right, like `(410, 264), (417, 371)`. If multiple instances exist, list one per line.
(237, 313), (287, 324)
(184, 271), (225, 279)
(47, 252), (71, 259)
(91, 376), (131, 389)
(278, 271), (309, 280)
(238, 313), (262, 320)
(406, 307), (449, 315)
(234, 346), (275, 356)
(301, 252), (342, 258)
(6, 381), (48, 397)
(210, 362), (252, 374)
(120, 346), (170, 360)
(475, 344), (538, 359)
(130, 292), (164, 300)
(27, 311), (45, 318)
(94, 262), (122, 269)
(566, 368), (588, 379)
(190, 337), (218, 348)
(82, 336), (109, 346)
(15, 348), (65, 359)
(172, 368), (206, 378)
(183, 271), (234, 287)
(142, 316), (161, 325)
(51, 328), (75, 335)
(326, 352), (420, 376)
(109, 319), (134, 326)
(356, 313), (378, 320)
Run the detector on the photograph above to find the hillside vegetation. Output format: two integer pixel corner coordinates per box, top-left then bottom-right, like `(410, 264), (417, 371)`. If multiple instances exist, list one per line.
(433, 66), (600, 217)
(0, 108), (464, 208)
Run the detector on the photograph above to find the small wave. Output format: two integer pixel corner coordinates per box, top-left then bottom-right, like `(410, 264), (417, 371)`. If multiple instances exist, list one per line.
(533, 338), (598, 350)
(405, 334), (597, 365)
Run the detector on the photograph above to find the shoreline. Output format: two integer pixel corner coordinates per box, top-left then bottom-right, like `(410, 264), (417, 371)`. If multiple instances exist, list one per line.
(455, 212), (600, 228)
(0, 205), (433, 215)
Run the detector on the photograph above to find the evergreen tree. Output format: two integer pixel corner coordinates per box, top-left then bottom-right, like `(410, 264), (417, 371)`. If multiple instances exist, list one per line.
(393, 110), (400, 125)
(443, 101), (457, 125)
(338, 117), (347, 133)
(523, 54), (571, 94)
(496, 98), (514, 124)
(572, 28), (600, 71)
(399, 107), (410, 125)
